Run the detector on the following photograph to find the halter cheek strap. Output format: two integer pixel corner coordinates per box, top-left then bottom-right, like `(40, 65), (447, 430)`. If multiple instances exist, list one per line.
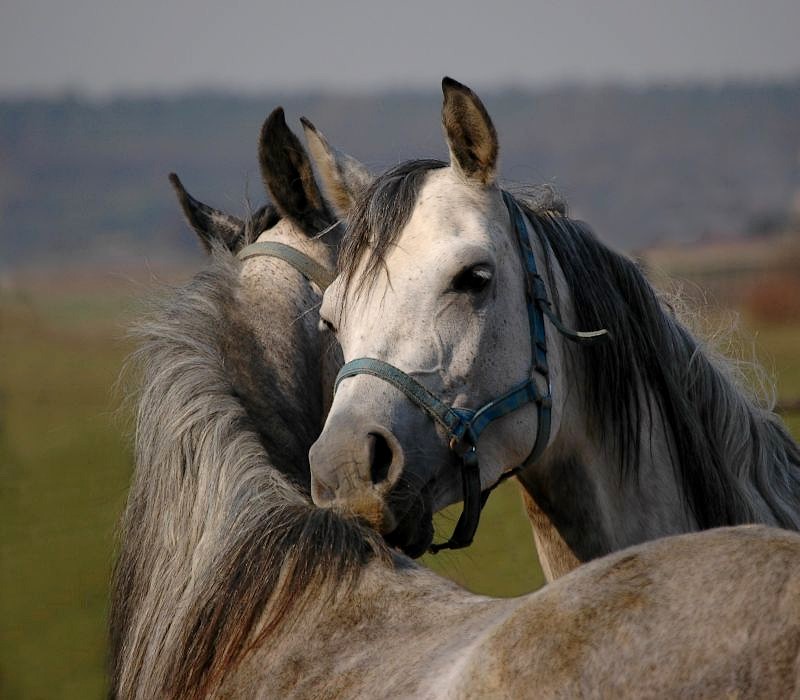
(334, 191), (608, 553)
(237, 240), (334, 291)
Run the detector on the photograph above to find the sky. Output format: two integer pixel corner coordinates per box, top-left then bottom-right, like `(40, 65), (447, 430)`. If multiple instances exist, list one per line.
(2, 0), (799, 95)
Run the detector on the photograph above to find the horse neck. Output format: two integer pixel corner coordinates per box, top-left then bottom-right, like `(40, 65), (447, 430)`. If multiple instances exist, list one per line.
(518, 377), (695, 575)
(516, 214), (800, 576)
(232, 258), (332, 487)
(110, 254), (330, 697)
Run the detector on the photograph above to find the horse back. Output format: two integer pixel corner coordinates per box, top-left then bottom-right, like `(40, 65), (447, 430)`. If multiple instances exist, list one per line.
(457, 525), (800, 698)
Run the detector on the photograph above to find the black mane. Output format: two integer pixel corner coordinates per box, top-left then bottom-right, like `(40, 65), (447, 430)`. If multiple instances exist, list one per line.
(339, 159), (447, 292)
(527, 208), (800, 529)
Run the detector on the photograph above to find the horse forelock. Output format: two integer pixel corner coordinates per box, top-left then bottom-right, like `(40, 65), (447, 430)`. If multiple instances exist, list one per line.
(525, 204), (800, 532)
(110, 248), (386, 699)
(338, 159), (447, 295)
(338, 160), (567, 298)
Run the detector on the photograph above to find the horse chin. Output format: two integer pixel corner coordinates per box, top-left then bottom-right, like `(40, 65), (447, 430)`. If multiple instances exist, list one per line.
(384, 482), (434, 559)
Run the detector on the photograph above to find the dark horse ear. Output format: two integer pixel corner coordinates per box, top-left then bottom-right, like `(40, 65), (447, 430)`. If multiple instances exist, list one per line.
(441, 77), (498, 186)
(168, 173), (245, 254)
(259, 107), (330, 235)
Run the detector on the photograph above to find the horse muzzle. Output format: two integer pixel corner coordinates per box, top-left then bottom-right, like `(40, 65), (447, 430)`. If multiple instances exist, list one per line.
(309, 418), (405, 533)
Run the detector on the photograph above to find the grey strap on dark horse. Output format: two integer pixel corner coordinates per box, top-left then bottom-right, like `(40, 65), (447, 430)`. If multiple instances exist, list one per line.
(237, 240), (334, 291)
(335, 191), (609, 553)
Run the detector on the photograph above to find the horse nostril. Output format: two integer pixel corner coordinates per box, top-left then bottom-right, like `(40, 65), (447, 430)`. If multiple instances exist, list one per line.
(367, 432), (393, 486)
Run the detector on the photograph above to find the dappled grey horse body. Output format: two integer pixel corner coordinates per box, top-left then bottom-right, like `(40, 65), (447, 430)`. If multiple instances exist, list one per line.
(306, 78), (800, 577)
(225, 525), (800, 699)
(109, 108), (346, 697)
(108, 110), (800, 700)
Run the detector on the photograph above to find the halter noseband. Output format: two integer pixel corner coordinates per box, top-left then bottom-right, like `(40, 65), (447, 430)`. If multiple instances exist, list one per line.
(334, 191), (608, 553)
(237, 240), (334, 291)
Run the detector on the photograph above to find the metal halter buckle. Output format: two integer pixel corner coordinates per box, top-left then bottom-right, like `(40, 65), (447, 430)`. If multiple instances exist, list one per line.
(449, 434), (475, 456)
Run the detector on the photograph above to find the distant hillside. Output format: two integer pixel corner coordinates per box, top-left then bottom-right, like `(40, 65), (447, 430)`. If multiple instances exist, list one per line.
(1, 81), (799, 271)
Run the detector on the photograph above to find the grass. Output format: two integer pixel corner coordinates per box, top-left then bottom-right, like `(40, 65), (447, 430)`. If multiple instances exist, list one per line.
(752, 324), (800, 436)
(0, 282), (797, 698)
(1, 292), (132, 699)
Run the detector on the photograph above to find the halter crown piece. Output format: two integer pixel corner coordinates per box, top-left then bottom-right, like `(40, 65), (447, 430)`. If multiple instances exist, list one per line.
(237, 240), (334, 291)
(335, 191), (609, 553)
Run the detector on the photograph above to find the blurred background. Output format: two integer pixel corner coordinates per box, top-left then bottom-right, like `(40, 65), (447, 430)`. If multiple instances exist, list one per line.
(1, 1), (799, 697)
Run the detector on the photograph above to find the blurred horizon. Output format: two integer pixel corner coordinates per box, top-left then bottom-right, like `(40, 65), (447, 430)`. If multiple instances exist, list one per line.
(4, 0), (799, 278)
(2, 72), (799, 101)
(2, 78), (799, 279)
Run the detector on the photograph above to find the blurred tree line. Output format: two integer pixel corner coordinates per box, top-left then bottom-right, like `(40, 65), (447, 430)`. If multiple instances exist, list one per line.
(1, 81), (799, 271)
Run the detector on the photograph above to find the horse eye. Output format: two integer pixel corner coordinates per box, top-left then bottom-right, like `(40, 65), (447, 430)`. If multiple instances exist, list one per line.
(318, 317), (338, 334)
(451, 264), (493, 294)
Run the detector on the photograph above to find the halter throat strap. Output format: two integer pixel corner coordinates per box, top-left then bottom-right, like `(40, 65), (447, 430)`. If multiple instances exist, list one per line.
(237, 240), (334, 291)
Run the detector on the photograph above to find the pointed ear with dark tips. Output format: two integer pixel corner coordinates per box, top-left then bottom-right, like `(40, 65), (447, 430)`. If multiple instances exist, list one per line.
(168, 173), (245, 254)
(300, 116), (373, 219)
(259, 107), (330, 235)
(441, 77), (498, 186)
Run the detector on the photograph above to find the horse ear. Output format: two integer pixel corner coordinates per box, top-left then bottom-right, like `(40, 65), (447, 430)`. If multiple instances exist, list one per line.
(441, 77), (498, 186)
(259, 107), (329, 235)
(168, 173), (245, 254)
(300, 116), (373, 218)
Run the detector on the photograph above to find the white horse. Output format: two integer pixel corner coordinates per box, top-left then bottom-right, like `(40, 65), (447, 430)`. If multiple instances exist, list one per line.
(306, 78), (800, 579)
(110, 103), (800, 700)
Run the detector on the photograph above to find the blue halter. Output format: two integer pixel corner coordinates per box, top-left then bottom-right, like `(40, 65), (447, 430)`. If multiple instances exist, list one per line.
(335, 191), (607, 552)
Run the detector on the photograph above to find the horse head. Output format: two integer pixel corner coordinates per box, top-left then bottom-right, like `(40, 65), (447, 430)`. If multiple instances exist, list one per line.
(307, 78), (800, 564)
(307, 79), (575, 556)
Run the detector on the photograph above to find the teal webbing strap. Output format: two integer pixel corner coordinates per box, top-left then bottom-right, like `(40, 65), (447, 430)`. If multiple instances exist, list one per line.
(335, 358), (471, 443)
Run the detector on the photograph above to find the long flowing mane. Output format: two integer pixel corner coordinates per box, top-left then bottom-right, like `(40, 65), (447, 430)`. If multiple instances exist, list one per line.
(110, 245), (386, 699)
(338, 159), (800, 532)
(524, 205), (800, 530)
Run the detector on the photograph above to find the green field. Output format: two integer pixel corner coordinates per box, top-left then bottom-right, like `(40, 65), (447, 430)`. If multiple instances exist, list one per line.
(1, 282), (798, 698)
